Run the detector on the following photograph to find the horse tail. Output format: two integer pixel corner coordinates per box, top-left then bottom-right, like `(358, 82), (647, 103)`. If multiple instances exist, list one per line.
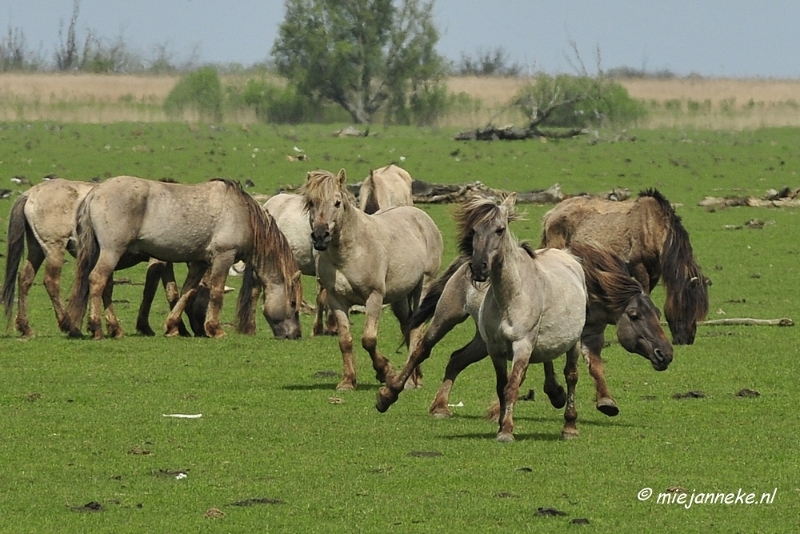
(63, 196), (99, 333)
(539, 208), (570, 249)
(407, 255), (468, 332)
(235, 263), (258, 334)
(1, 193), (28, 326)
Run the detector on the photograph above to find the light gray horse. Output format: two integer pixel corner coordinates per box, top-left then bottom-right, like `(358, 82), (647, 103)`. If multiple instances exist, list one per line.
(64, 176), (302, 340)
(379, 195), (587, 442)
(358, 163), (414, 215)
(300, 169), (443, 391)
(1, 178), (193, 337)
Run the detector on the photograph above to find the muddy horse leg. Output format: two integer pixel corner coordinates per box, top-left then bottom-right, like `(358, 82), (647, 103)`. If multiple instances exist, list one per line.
(102, 273), (124, 339)
(164, 263), (206, 337)
(542, 360), (567, 409)
(15, 245), (45, 337)
(581, 332), (618, 416)
(361, 292), (393, 384)
(136, 258), (164, 336)
(86, 252), (121, 340)
(202, 254), (235, 338)
(329, 298), (356, 391)
(561, 343), (581, 440)
(429, 332), (488, 418)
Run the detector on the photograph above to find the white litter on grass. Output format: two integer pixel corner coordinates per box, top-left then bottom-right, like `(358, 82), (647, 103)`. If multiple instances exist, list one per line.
(447, 401), (464, 408)
(162, 413), (203, 419)
(175, 472), (188, 480)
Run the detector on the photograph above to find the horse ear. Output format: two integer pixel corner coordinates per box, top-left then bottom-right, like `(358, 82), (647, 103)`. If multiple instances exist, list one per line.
(502, 192), (517, 209)
(337, 168), (347, 186)
(369, 169), (375, 178)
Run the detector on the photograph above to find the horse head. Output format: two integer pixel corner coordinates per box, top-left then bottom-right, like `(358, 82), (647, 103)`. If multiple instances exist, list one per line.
(614, 292), (674, 371)
(461, 194), (517, 282)
(302, 169), (348, 252)
(663, 269), (710, 345)
(262, 269), (303, 340)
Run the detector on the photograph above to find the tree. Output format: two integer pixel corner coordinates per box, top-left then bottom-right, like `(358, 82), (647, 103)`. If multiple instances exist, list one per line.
(272, 0), (445, 124)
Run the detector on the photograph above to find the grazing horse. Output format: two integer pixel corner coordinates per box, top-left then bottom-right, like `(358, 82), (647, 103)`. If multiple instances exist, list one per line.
(378, 195), (587, 442)
(263, 192), (337, 336)
(380, 240), (673, 420)
(299, 169), (442, 391)
(1, 179), (192, 337)
(541, 189), (709, 344)
(358, 163), (414, 215)
(64, 176), (302, 340)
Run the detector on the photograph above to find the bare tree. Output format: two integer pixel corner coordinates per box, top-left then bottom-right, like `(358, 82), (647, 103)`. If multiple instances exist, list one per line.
(55, 0), (81, 70)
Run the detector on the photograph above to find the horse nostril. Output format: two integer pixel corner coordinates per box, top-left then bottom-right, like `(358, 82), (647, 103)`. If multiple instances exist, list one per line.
(654, 349), (664, 363)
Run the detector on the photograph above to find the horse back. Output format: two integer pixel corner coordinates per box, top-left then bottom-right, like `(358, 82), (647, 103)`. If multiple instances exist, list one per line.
(264, 193), (316, 276)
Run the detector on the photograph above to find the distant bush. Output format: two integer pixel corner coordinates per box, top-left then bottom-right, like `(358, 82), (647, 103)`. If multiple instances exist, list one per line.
(388, 82), (451, 126)
(455, 47), (523, 77)
(241, 79), (324, 123)
(163, 67), (223, 122)
(606, 66), (677, 79)
(513, 74), (648, 128)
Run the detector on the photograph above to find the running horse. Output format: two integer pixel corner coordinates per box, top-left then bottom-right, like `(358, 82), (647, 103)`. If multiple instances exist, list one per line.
(377, 240), (673, 420)
(299, 169), (442, 391)
(63, 176), (302, 340)
(380, 195), (587, 442)
(541, 189), (709, 345)
(1, 178), (194, 338)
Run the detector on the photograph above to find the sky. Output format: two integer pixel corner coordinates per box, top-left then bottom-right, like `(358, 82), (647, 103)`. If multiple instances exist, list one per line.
(1, 0), (798, 78)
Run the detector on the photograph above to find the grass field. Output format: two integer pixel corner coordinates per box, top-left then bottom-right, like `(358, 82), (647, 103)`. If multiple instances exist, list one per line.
(1, 121), (799, 532)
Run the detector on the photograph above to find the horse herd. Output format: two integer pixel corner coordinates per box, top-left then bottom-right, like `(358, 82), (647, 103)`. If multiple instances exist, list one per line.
(2, 164), (710, 442)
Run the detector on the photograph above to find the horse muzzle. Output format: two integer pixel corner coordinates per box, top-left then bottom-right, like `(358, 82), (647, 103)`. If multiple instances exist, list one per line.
(650, 347), (673, 371)
(311, 229), (331, 251)
(469, 260), (490, 282)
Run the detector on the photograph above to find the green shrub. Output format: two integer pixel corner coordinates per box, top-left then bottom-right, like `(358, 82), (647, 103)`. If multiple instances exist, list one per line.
(241, 79), (330, 124)
(163, 67), (223, 122)
(512, 74), (648, 128)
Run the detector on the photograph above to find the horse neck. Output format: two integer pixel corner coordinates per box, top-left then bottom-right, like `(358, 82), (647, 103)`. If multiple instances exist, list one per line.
(325, 201), (365, 258)
(488, 238), (526, 306)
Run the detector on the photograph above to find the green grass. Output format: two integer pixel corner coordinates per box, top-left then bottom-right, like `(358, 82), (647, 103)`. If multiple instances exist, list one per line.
(1, 123), (799, 532)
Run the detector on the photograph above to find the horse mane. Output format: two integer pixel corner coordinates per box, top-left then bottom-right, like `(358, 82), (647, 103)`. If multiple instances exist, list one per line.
(360, 173), (381, 214)
(568, 241), (644, 315)
(213, 178), (299, 290)
(299, 170), (356, 212)
(638, 188), (709, 321)
(455, 195), (520, 257)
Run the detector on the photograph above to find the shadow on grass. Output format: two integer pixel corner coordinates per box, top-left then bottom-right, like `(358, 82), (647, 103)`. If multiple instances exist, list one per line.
(444, 412), (639, 429)
(443, 431), (563, 442)
(283, 382), (383, 392)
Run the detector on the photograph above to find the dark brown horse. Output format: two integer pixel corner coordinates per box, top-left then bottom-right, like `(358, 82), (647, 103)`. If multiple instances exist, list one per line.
(541, 189), (709, 345)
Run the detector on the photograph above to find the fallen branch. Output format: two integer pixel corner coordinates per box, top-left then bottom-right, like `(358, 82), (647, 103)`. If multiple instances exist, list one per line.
(699, 317), (794, 327)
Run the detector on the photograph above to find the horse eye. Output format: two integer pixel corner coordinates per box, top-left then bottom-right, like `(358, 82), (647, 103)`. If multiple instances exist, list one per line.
(495, 226), (506, 235)
(334, 199), (342, 208)
(627, 308), (639, 320)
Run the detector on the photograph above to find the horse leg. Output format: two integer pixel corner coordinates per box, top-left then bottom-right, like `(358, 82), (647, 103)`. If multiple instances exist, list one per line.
(362, 292), (393, 383)
(102, 273), (124, 339)
(580, 333), (618, 416)
(429, 332), (488, 418)
(85, 252), (120, 340)
(15, 245), (44, 338)
(136, 258), (164, 336)
(561, 343), (581, 440)
(389, 295), (422, 389)
(542, 360), (567, 409)
(329, 300), (356, 391)
(161, 262), (192, 337)
(203, 254), (235, 338)
(496, 339), (533, 443)
(164, 263), (205, 337)
(313, 285), (338, 336)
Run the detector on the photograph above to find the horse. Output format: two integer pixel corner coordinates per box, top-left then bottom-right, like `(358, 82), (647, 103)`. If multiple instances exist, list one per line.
(358, 163), (414, 215)
(378, 239), (673, 420)
(63, 176), (303, 340)
(263, 192), (337, 336)
(541, 189), (709, 345)
(299, 169), (443, 391)
(1, 178), (195, 338)
(378, 194), (586, 442)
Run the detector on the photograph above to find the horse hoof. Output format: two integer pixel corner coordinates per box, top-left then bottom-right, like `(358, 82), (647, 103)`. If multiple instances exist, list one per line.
(429, 408), (452, 419)
(164, 327), (181, 338)
(560, 429), (579, 440)
(549, 388), (567, 409)
(336, 381), (356, 392)
(596, 398), (619, 417)
(375, 387), (397, 413)
(496, 432), (515, 443)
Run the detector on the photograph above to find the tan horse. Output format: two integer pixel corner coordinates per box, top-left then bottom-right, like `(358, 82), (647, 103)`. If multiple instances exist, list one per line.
(64, 176), (302, 340)
(358, 163), (414, 215)
(377, 242), (673, 420)
(541, 189), (709, 345)
(381, 195), (586, 442)
(1, 179), (192, 337)
(300, 169), (442, 391)
(263, 193), (337, 336)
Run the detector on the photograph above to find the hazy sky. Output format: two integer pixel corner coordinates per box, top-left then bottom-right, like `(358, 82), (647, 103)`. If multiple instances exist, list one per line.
(1, 0), (798, 78)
